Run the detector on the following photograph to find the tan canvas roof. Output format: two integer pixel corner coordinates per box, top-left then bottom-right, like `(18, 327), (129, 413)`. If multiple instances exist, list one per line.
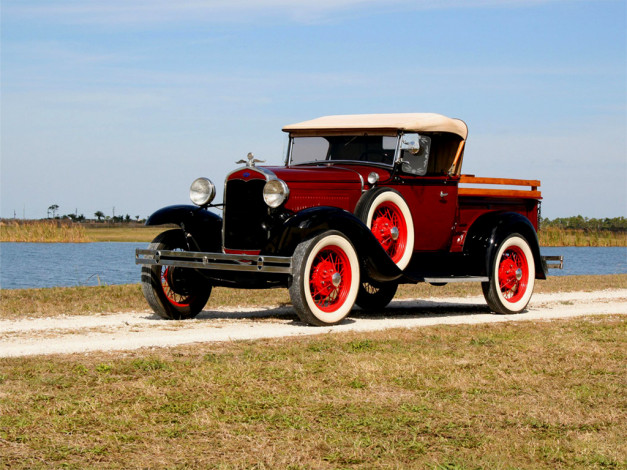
(283, 113), (468, 139)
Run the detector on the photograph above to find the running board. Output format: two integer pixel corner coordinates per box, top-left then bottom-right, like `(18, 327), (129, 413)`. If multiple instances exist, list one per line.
(422, 276), (489, 284)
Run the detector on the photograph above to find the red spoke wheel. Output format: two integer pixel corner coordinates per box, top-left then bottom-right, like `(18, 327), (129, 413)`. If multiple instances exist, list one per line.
(482, 234), (535, 314)
(141, 229), (211, 320)
(355, 188), (414, 270)
(289, 231), (360, 326)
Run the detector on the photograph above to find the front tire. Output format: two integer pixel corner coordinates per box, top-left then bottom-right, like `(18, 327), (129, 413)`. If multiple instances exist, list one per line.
(141, 229), (211, 320)
(289, 231), (360, 326)
(482, 234), (535, 314)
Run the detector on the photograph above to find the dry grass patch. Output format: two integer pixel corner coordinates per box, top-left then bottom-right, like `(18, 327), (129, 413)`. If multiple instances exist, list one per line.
(84, 225), (171, 242)
(539, 226), (626, 247)
(1, 274), (625, 320)
(0, 220), (89, 243)
(0, 316), (625, 468)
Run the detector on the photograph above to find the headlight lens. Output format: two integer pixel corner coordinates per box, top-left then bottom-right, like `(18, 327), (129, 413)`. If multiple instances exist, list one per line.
(263, 179), (289, 208)
(189, 177), (216, 206)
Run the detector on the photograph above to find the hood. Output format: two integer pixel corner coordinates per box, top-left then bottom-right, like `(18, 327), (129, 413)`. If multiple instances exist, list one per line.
(264, 165), (365, 185)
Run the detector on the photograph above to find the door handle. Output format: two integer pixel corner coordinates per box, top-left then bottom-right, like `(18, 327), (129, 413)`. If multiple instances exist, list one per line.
(440, 191), (448, 198)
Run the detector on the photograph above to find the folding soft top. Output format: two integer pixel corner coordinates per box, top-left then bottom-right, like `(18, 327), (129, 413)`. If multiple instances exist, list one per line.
(283, 113), (468, 140)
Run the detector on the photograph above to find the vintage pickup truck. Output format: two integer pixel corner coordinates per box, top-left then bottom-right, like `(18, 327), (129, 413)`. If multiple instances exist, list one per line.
(136, 113), (561, 326)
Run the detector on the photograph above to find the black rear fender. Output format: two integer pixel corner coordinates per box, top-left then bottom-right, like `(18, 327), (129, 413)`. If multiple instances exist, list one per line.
(145, 205), (222, 252)
(266, 206), (402, 282)
(464, 212), (546, 279)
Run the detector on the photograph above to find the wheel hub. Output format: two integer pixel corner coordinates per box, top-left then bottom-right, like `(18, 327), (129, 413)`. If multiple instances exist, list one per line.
(498, 258), (519, 290)
(390, 226), (399, 241)
(311, 260), (340, 295)
(165, 267), (198, 296)
(372, 216), (398, 250)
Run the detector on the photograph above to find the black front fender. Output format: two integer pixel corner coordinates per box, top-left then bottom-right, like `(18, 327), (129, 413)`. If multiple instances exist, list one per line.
(145, 205), (222, 252)
(464, 212), (546, 279)
(265, 206), (403, 282)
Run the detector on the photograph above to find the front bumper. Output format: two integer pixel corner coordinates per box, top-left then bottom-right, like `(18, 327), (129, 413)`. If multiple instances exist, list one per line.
(135, 249), (292, 274)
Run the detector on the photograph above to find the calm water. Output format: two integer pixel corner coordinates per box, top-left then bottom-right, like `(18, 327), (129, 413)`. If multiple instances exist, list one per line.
(0, 243), (625, 289)
(0, 242), (146, 289)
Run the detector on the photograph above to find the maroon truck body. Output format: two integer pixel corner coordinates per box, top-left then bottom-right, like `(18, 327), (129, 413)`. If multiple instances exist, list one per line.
(136, 113), (559, 326)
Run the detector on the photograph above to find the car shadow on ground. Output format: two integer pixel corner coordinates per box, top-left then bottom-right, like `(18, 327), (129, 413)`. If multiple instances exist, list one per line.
(144, 298), (494, 326)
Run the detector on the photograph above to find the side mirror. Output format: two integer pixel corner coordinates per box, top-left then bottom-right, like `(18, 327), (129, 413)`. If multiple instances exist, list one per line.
(400, 133), (421, 155)
(399, 134), (431, 176)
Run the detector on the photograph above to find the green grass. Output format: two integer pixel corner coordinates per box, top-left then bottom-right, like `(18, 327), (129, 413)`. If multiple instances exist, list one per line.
(0, 316), (625, 468)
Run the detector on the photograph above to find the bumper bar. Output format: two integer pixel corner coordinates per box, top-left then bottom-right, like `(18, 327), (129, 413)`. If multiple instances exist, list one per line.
(135, 249), (292, 274)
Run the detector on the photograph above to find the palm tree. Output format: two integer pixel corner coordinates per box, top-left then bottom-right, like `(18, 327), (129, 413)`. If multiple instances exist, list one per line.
(48, 204), (59, 218)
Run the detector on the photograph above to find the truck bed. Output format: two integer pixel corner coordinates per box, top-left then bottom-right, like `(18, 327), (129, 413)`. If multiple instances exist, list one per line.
(458, 175), (541, 199)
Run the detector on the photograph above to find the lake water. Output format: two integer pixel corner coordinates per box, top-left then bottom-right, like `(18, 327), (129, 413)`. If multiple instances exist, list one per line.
(0, 243), (625, 290)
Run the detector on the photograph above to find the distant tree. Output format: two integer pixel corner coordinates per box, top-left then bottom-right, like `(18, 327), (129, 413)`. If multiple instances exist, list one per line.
(48, 204), (59, 218)
(94, 211), (105, 221)
(125, 214), (131, 223)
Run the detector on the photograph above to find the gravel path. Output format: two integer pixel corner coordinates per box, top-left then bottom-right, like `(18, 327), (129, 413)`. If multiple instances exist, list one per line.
(1, 289), (625, 358)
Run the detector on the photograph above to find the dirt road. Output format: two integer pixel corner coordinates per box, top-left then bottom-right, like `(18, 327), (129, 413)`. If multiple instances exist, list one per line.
(2, 289), (625, 358)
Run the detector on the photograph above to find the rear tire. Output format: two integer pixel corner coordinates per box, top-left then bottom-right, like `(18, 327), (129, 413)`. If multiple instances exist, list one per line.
(141, 229), (211, 320)
(482, 233), (535, 314)
(289, 231), (360, 326)
(355, 188), (414, 270)
(355, 280), (398, 311)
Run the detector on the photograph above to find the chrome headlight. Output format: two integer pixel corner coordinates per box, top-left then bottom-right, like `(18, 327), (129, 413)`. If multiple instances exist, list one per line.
(263, 179), (289, 208)
(189, 177), (216, 206)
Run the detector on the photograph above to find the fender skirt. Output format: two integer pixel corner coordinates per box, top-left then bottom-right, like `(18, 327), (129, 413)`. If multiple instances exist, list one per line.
(145, 205), (222, 252)
(266, 206), (403, 282)
(464, 212), (547, 280)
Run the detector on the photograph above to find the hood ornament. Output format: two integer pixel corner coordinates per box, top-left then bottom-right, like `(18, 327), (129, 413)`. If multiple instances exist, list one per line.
(236, 152), (265, 168)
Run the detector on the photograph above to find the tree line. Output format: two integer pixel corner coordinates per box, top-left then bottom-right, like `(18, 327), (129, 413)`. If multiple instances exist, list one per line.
(47, 205), (143, 223)
(541, 216), (626, 232)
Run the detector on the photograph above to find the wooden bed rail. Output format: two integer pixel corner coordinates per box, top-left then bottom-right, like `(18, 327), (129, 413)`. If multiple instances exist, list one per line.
(458, 175), (542, 199)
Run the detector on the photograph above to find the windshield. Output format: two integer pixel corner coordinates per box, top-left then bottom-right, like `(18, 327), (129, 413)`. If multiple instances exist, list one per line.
(289, 135), (398, 166)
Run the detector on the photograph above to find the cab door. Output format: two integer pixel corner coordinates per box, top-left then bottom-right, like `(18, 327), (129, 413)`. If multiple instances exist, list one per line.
(397, 177), (458, 251)
(394, 133), (458, 251)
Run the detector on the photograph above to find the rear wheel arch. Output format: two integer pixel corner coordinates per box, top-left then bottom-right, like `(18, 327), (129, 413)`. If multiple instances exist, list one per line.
(464, 212), (546, 280)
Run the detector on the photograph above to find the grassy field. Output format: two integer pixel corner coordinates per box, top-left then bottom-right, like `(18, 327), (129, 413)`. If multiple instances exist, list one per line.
(1, 274), (626, 320)
(0, 220), (90, 243)
(1, 275), (626, 468)
(539, 226), (626, 247)
(2, 219), (626, 246)
(83, 225), (172, 242)
(0, 220), (168, 243)
(0, 316), (624, 468)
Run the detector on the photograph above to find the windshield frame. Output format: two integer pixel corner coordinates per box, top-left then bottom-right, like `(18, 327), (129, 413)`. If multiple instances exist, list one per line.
(286, 133), (402, 168)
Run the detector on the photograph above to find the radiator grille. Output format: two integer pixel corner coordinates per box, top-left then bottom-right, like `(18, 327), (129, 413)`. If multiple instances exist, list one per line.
(223, 179), (268, 251)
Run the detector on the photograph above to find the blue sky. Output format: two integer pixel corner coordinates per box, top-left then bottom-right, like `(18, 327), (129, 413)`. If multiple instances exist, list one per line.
(1, 0), (625, 220)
